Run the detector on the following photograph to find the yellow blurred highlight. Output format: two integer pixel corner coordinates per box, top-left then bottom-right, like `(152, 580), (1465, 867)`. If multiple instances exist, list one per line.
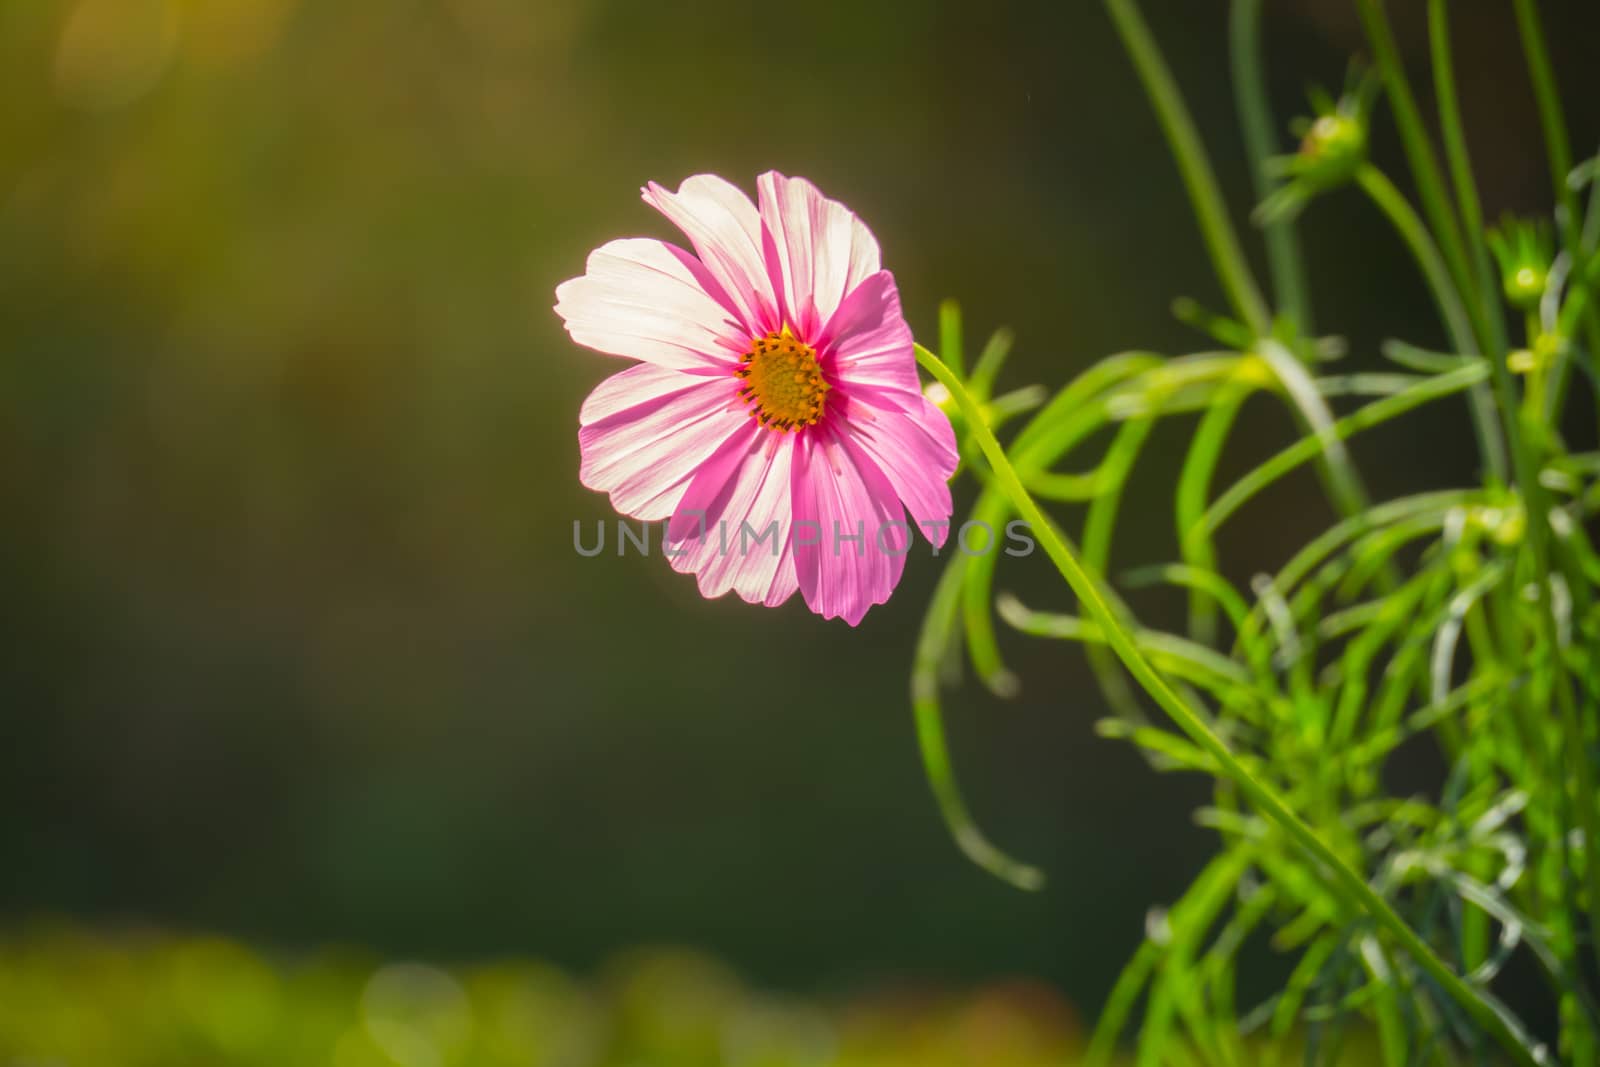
(362, 963), (474, 1067)
(54, 0), (181, 110)
(178, 0), (298, 70)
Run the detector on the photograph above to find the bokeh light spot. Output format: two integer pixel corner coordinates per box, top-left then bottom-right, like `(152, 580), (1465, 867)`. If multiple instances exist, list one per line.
(54, 0), (180, 110)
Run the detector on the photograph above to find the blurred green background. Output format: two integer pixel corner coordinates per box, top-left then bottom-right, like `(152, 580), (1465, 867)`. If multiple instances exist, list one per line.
(2, 0), (1598, 1053)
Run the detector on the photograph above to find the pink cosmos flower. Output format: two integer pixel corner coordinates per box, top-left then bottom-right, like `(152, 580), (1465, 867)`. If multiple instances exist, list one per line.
(555, 172), (959, 625)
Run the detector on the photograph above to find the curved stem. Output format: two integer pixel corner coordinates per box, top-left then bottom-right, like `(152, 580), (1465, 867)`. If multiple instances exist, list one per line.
(1195, 361), (1489, 539)
(1356, 166), (1476, 355)
(1513, 0), (1575, 214)
(911, 553), (1045, 890)
(915, 343), (1541, 1067)
(1178, 385), (1247, 644)
(1426, 0), (1490, 296)
(1356, 0), (1477, 341)
(1427, 0), (1511, 482)
(1105, 0), (1271, 336)
(1356, 164), (1508, 479)
(1230, 0), (1312, 332)
(1256, 339), (1374, 523)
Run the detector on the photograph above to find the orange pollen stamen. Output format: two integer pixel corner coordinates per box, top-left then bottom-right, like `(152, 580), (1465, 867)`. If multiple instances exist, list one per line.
(734, 328), (830, 432)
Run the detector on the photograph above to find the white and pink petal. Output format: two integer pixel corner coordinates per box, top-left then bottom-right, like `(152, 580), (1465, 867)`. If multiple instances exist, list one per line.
(816, 271), (923, 405)
(835, 394), (959, 547)
(642, 175), (778, 337)
(665, 424), (799, 607)
(555, 238), (747, 373)
(578, 367), (748, 521)
(790, 427), (911, 626)
(757, 171), (882, 341)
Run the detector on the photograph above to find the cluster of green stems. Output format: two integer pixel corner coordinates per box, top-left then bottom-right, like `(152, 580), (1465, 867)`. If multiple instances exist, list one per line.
(911, 2), (1600, 1063)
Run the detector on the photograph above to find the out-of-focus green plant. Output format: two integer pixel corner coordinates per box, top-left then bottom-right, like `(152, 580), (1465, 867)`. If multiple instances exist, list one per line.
(1, 921), (1390, 1066)
(908, 1), (1600, 1065)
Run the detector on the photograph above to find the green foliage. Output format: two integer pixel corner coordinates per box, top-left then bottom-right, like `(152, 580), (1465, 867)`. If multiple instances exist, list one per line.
(911, 2), (1600, 1065)
(0, 922), (1391, 1066)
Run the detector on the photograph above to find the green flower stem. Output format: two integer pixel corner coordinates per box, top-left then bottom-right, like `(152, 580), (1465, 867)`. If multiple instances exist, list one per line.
(919, 361), (1169, 879)
(1230, 0), (1312, 333)
(1513, 0), (1600, 430)
(1085, 939), (1162, 1066)
(1558, 251), (1600, 337)
(1514, 0), (1576, 234)
(1105, 0), (1271, 337)
(1427, 0), (1511, 482)
(1426, 0), (1495, 312)
(1081, 413), (1163, 727)
(1509, 2), (1600, 994)
(1256, 339), (1376, 528)
(937, 299), (967, 380)
(998, 598), (1257, 707)
(968, 326), (1016, 404)
(960, 355), (1166, 700)
(968, 396), (1120, 696)
(1177, 385), (1247, 644)
(1356, 0), (1477, 341)
(1356, 163), (1507, 479)
(1355, 166), (1474, 354)
(916, 343), (1540, 1067)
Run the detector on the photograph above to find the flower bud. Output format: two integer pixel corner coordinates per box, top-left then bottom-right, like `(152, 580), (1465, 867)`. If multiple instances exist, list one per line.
(1295, 111), (1366, 189)
(1487, 216), (1554, 311)
(1256, 74), (1377, 224)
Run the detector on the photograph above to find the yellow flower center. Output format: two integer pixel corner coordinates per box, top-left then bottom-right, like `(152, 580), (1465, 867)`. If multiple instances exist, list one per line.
(735, 328), (830, 431)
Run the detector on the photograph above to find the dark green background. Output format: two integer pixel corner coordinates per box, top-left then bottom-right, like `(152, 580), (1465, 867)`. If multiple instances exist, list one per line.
(3, 0), (1597, 1016)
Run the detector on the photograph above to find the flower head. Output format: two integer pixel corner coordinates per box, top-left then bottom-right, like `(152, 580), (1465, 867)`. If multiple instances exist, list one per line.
(1487, 215), (1554, 311)
(1255, 69), (1376, 225)
(555, 172), (959, 625)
